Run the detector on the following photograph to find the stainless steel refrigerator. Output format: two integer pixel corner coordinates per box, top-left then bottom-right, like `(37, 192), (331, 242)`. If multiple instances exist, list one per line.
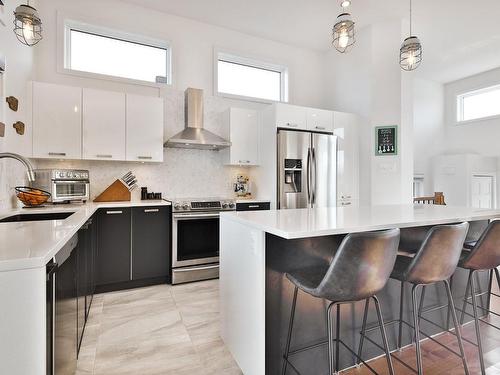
(277, 129), (337, 209)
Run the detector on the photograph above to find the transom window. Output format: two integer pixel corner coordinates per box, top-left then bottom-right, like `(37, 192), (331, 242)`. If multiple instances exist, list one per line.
(64, 21), (171, 85)
(216, 52), (288, 102)
(457, 84), (500, 122)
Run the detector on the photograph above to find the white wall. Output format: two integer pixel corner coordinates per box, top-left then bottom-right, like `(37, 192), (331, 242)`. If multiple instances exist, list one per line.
(0, 0), (35, 210)
(413, 78), (445, 195)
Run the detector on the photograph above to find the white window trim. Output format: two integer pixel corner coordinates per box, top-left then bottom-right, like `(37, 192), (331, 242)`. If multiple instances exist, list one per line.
(59, 17), (172, 88)
(456, 83), (500, 124)
(213, 48), (289, 104)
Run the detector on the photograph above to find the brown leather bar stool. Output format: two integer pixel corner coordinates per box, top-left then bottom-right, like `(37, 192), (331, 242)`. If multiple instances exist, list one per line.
(457, 220), (500, 374)
(359, 222), (470, 375)
(281, 228), (400, 375)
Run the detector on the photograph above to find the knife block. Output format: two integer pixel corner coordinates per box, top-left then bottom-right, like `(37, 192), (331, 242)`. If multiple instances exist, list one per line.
(93, 180), (131, 202)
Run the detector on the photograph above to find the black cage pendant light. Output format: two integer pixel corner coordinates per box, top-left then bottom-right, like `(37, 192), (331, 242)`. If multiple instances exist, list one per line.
(400, 0), (422, 71)
(13, 1), (43, 46)
(332, 0), (355, 53)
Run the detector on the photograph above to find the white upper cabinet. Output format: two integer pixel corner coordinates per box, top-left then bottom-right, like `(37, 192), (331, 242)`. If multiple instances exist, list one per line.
(126, 94), (164, 162)
(223, 108), (259, 166)
(32, 82), (82, 159)
(83, 88), (126, 161)
(334, 111), (360, 204)
(306, 108), (334, 132)
(273, 103), (308, 130)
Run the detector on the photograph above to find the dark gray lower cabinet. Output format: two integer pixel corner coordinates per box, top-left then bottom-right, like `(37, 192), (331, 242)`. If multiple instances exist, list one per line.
(132, 206), (170, 280)
(95, 205), (171, 292)
(96, 208), (131, 286)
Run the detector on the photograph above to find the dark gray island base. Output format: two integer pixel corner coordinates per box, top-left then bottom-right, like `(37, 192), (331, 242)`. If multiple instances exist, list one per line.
(265, 225), (489, 374)
(220, 206), (500, 375)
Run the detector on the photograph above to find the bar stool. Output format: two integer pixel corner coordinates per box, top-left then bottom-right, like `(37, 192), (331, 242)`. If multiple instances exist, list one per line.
(359, 222), (470, 375)
(281, 228), (400, 375)
(457, 220), (500, 374)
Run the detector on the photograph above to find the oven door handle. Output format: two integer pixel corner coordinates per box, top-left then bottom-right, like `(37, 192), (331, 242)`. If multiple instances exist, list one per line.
(173, 213), (220, 219)
(174, 264), (219, 272)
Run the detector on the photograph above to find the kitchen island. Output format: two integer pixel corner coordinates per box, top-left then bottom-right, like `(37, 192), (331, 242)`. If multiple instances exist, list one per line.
(220, 205), (500, 375)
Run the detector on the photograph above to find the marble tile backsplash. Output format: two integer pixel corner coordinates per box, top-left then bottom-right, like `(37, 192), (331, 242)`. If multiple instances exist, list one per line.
(34, 148), (246, 201)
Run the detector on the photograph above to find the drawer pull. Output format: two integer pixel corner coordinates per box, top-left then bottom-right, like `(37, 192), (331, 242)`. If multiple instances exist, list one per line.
(238, 160), (251, 164)
(97, 154), (113, 158)
(315, 126), (326, 130)
(49, 152), (66, 156)
(248, 205), (260, 208)
(106, 210), (123, 215)
(286, 123), (299, 128)
(144, 208), (159, 213)
(138, 156), (153, 160)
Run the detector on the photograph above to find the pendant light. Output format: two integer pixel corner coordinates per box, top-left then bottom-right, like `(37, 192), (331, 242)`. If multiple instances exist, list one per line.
(332, 0), (355, 53)
(400, 0), (422, 71)
(13, 1), (43, 46)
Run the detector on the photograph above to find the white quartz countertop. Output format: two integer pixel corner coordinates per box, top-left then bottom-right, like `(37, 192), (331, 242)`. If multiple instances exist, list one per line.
(0, 200), (170, 272)
(221, 204), (500, 240)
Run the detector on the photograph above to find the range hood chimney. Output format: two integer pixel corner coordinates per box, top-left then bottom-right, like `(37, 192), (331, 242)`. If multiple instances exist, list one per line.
(164, 88), (231, 150)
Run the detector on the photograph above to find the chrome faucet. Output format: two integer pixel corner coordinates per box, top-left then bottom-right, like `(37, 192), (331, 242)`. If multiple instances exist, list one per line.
(0, 152), (36, 182)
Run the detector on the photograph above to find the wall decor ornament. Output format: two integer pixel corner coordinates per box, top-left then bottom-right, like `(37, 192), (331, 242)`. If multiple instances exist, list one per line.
(6, 96), (18, 111)
(13, 121), (25, 135)
(375, 126), (398, 156)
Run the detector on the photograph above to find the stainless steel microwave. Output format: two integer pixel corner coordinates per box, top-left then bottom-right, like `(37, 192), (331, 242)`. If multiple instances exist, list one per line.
(33, 169), (90, 203)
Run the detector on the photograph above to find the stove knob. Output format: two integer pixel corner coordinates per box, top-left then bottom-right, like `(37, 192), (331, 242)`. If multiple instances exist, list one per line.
(174, 204), (181, 210)
(67, 172), (73, 178)
(182, 204), (189, 210)
(222, 203), (228, 209)
(229, 203), (235, 209)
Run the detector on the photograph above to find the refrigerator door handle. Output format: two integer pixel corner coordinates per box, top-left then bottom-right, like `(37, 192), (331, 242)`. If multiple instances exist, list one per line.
(306, 147), (312, 205)
(312, 147), (317, 205)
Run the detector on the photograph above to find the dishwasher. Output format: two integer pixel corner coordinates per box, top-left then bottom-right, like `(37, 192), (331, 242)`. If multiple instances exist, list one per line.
(46, 234), (78, 375)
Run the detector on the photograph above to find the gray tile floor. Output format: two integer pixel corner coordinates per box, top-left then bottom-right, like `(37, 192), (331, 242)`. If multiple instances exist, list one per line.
(76, 280), (242, 375)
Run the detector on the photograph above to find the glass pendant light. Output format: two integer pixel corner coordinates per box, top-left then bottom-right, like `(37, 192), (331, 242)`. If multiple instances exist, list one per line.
(332, 1), (355, 53)
(13, 1), (43, 46)
(400, 0), (422, 71)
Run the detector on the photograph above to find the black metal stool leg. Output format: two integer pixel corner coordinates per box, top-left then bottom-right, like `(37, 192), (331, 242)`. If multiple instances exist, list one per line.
(446, 275), (454, 330)
(444, 279), (470, 375)
(282, 286), (298, 375)
(470, 271), (486, 375)
(356, 298), (370, 366)
(335, 304), (340, 373)
(486, 270), (493, 315)
(372, 296), (395, 375)
(460, 270), (473, 325)
(495, 267), (500, 291)
(397, 281), (405, 349)
(411, 284), (424, 375)
(327, 302), (335, 375)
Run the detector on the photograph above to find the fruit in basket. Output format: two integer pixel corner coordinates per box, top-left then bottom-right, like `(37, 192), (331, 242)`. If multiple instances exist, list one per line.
(15, 187), (51, 207)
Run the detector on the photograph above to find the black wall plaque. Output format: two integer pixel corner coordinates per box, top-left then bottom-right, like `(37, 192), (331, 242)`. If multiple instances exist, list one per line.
(375, 126), (397, 156)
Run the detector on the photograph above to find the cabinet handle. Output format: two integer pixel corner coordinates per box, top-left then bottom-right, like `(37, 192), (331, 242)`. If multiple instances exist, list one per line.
(138, 156), (153, 160)
(238, 160), (251, 164)
(248, 205), (260, 208)
(106, 210), (123, 215)
(49, 152), (66, 156)
(286, 123), (299, 128)
(97, 154), (113, 158)
(341, 202), (352, 206)
(341, 195), (352, 199)
(315, 126), (326, 130)
(144, 208), (159, 213)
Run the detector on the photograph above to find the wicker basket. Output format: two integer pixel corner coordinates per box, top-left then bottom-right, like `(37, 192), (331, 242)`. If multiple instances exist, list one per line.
(15, 186), (51, 207)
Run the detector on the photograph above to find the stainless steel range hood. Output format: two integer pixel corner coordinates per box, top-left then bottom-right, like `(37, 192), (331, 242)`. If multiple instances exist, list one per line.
(164, 88), (231, 150)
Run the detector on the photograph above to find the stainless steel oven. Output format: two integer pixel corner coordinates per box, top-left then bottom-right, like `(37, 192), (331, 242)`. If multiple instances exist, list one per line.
(170, 198), (235, 284)
(33, 169), (90, 203)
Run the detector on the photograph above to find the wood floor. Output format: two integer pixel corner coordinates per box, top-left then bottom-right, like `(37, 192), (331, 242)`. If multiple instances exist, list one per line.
(76, 279), (500, 375)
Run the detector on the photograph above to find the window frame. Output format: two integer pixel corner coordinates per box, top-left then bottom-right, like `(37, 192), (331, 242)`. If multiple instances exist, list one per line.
(214, 49), (289, 104)
(456, 84), (500, 124)
(61, 19), (172, 87)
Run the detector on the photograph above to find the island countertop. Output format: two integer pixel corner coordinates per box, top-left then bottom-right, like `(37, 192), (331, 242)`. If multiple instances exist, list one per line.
(0, 200), (171, 272)
(221, 204), (500, 240)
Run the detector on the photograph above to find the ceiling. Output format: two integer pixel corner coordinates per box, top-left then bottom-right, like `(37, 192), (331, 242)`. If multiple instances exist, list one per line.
(120, 0), (500, 83)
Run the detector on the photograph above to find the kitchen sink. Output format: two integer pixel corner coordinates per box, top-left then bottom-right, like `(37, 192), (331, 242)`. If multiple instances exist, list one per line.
(0, 212), (75, 223)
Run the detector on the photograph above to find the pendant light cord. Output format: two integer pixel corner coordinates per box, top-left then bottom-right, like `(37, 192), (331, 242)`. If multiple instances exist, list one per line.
(410, 0), (413, 36)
